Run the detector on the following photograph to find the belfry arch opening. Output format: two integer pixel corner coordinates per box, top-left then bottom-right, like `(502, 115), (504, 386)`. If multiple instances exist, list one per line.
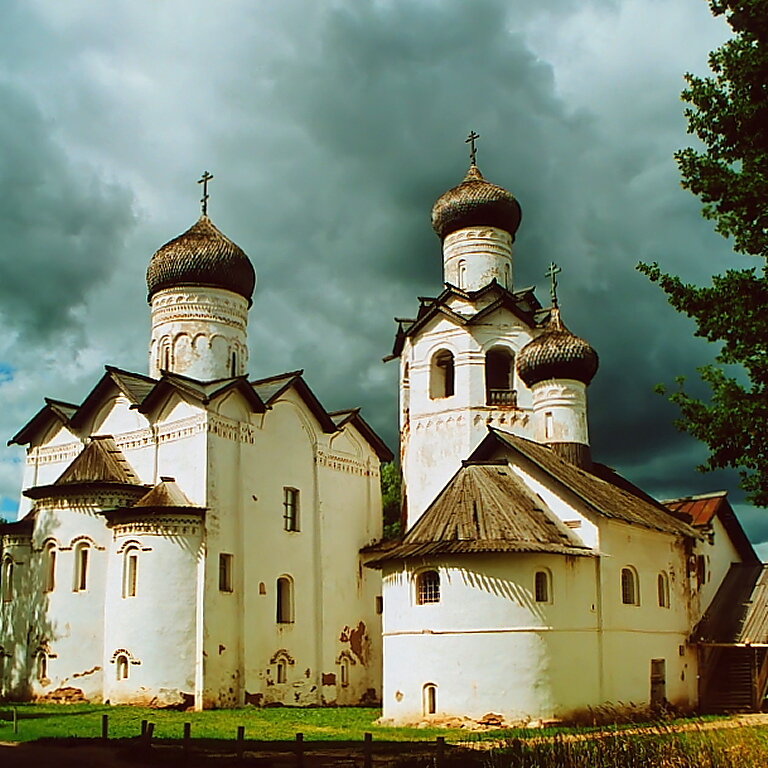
(485, 347), (516, 406)
(430, 350), (455, 399)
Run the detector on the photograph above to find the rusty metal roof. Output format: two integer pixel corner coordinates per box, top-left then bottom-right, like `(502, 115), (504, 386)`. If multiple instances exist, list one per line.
(471, 430), (700, 537)
(694, 563), (768, 645)
(366, 461), (593, 566)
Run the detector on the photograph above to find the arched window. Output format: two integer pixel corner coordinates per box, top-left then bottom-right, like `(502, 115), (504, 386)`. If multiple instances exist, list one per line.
(74, 542), (90, 592)
(276, 576), (294, 623)
(621, 567), (639, 605)
(37, 651), (48, 682)
(657, 572), (670, 608)
(161, 343), (171, 371)
(423, 683), (437, 715)
(458, 259), (467, 289)
(1, 556), (14, 602)
(123, 546), (139, 598)
(534, 570), (551, 604)
(485, 347), (516, 406)
(116, 654), (129, 681)
(430, 350), (455, 399)
(415, 570), (440, 605)
(43, 542), (56, 593)
(230, 350), (238, 377)
(340, 656), (350, 687)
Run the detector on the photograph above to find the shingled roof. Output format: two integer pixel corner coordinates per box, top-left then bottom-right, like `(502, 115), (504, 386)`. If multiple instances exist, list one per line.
(471, 429), (700, 537)
(366, 461), (593, 566)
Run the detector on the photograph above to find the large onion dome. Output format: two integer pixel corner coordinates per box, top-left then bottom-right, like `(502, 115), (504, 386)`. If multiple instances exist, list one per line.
(146, 215), (256, 304)
(517, 308), (599, 387)
(431, 164), (522, 240)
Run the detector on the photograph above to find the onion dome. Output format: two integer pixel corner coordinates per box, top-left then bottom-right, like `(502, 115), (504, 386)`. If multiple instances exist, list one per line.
(431, 164), (522, 240)
(517, 308), (599, 387)
(146, 215), (255, 304)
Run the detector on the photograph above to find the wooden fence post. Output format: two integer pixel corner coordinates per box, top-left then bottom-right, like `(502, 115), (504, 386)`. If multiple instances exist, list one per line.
(144, 721), (154, 755)
(183, 721), (191, 758)
(436, 735), (446, 767)
(364, 731), (373, 768)
(101, 713), (109, 742)
(295, 732), (304, 768)
(140, 719), (148, 737)
(237, 725), (246, 761)
(12, 707), (18, 735)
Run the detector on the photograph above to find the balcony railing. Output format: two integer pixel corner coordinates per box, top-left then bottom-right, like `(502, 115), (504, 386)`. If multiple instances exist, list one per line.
(487, 389), (517, 407)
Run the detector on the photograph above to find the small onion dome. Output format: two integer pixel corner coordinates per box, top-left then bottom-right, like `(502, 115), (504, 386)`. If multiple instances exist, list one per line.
(146, 215), (256, 304)
(517, 308), (599, 387)
(431, 164), (522, 240)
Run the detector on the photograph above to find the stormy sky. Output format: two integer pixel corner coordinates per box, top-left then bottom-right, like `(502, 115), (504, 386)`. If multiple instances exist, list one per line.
(1, 0), (765, 555)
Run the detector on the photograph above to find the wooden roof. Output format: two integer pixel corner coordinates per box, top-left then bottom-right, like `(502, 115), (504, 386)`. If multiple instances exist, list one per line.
(366, 461), (593, 566)
(100, 478), (205, 521)
(471, 429), (700, 537)
(328, 409), (394, 462)
(693, 563), (768, 645)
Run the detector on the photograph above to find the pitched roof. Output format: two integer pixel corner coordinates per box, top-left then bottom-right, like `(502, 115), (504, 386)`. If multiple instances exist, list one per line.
(471, 429), (700, 537)
(100, 477), (205, 522)
(693, 563), (768, 645)
(366, 461), (593, 566)
(328, 409), (394, 462)
(663, 492), (758, 563)
(24, 436), (146, 499)
(387, 282), (544, 360)
(8, 398), (79, 446)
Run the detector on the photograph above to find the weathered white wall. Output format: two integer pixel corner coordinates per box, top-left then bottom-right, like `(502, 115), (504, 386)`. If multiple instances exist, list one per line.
(442, 227), (513, 291)
(531, 379), (589, 446)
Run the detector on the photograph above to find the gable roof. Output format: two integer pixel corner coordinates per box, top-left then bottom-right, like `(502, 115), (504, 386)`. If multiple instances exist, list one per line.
(471, 429), (700, 537)
(328, 409), (394, 462)
(24, 436), (147, 500)
(8, 398), (79, 446)
(387, 282), (544, 360)
(663, 491), (759, 564)
(693, 563), (768, 645)
(137, 371), (266, 415)
(100, 477), (205, 523)
(366, 460), (593, 566)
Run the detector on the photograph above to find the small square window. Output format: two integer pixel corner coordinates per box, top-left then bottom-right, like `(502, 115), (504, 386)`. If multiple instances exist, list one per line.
(219, 554), (233, 593)
(283, 488), (300, 532)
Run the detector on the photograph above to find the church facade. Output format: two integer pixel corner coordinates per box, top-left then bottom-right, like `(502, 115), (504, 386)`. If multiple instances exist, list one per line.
(0, 204), (390, 708)
(368, 150), (768, 723)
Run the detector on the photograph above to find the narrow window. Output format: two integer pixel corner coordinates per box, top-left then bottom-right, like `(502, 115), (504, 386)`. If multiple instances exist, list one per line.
(230, 350), (238, 376)
(545, 411), (554, 440)
(375, 596), (383, 615)
(161, 344), (170, 371)
(2, 556), (14, 602)
(116, 654), (129, 681)
(74, 543), (90, 592)
(621, 567), (638, 605)
(458, 259), (467, 289)
(276, 576), (294, 623)
(123, 547), (139, 598)
(696, 555), (707, 588)
(503, 263), (511, 289)
(276, 660), (287, 684)
(283, 488), (300, 532)
(657, 572), (670, 608)
(485, 347), (516, 406)
(430, 351), (455, 399)
(43, 543), (56, 593)
(416, 570), (440, 605)
(423, 683), (437, 715)
(534, 570), (551, 603)
(219, 554), (233, 592)
(340, 657), (350, 687)
(37, 652), (47, 682)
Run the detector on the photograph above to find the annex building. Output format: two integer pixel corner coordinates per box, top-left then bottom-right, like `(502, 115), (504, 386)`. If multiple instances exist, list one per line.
(2, 147), (767, 720)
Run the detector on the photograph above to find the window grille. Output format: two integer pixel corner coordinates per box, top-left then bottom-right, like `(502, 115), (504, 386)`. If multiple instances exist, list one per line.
(283, 488), (300, 532)
(416, 570), (440, 605)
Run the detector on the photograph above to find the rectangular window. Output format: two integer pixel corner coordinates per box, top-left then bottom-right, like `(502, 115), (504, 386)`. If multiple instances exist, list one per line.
(123, 552), (138, 598)
(375, 596), (383, 615)
(75, 546), (89, 592)
(219, 554), (233, 593)
(283, 488), (300, 532)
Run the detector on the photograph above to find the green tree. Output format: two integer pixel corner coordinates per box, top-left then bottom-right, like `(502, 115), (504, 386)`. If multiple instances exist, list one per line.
(380, 462), (403, 539)
(639, 0), (768, 505)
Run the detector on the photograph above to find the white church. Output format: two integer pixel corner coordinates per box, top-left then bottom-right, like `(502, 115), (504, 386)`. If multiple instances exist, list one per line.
(1, 148), (767, 720)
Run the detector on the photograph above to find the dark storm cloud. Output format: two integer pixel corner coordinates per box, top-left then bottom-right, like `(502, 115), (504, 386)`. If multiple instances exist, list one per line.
(0, 79), (135, 339)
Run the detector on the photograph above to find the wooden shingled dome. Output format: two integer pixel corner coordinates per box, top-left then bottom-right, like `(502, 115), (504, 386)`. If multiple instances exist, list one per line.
(431, 164), (522, 240)
(517, 308), (599, 387)
(146, 215), (255, 303)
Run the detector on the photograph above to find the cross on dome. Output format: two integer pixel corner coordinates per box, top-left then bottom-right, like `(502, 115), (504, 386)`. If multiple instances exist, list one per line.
(546, 261), (562, 308)
(465, 131), (480, 166)
(198, 171), (214, 216)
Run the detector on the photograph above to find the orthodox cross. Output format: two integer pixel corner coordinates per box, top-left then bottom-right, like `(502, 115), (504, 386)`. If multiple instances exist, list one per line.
(198, 171), (214, 216)
(465, 130), (480, 166)
(546, 262), (562, 307)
